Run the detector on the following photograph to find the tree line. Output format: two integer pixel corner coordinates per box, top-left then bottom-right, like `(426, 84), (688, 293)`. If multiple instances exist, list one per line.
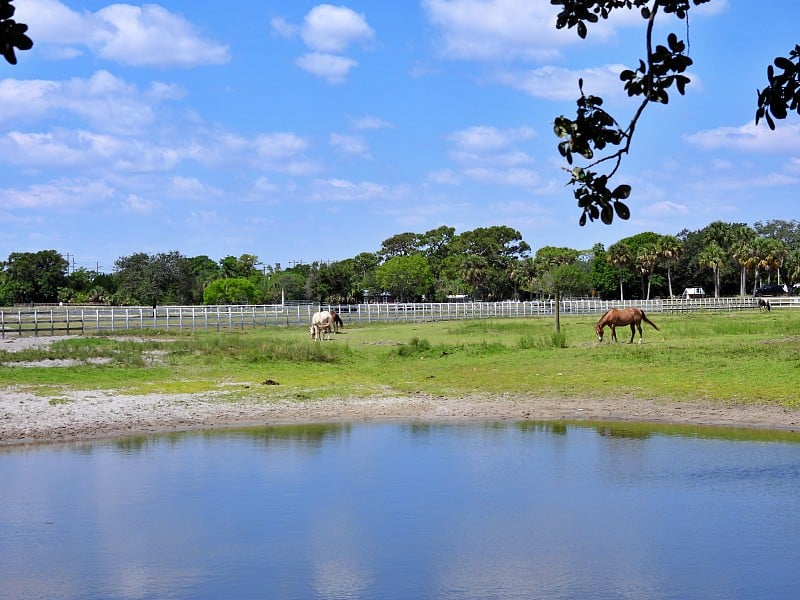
(2, 220), (799, 307)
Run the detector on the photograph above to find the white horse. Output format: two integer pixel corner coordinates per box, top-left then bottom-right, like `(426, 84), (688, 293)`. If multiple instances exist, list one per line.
(310, 310), (333, 341)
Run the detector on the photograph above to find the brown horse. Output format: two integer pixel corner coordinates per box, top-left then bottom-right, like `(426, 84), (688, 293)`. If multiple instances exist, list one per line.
(595, 307), (659, 344)
(329, 309), (344, 333)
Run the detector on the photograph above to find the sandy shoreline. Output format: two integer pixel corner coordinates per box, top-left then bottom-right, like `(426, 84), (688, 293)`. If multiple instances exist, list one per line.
(3, 387), (800, 447)
(3, 335), (800, 446)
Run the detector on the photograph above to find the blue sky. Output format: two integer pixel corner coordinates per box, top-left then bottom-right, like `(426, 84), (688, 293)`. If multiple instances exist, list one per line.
(2, 0), (798, 273)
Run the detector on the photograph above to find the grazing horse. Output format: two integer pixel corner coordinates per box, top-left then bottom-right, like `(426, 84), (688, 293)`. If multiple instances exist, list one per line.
(595, 307), (659, 344)
(758, 298), (771, 312)
(310, 310), (334, 341)
(329, 309), (344, 333)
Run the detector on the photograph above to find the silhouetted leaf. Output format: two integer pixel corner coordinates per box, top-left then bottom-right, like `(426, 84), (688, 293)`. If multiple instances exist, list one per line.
(771, 99), (788, 119)
(614, 201), (630, 220)
(766, 110), (776, 130)
(774, 56), (795, 72)
(611, 184), (631, 199)
(600, 204), (613, 224)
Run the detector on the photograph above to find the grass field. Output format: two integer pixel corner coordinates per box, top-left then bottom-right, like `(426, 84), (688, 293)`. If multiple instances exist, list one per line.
(2, 309), (799, 408)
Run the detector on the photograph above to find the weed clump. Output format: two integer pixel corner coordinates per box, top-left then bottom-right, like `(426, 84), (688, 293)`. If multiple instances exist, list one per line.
(395, 337), (432, 357)
(518, 331), (568, 349)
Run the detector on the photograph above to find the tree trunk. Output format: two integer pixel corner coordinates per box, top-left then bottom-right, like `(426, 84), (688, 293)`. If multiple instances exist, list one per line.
(667, 266), (674, 298)
(739, 266), (746, 296)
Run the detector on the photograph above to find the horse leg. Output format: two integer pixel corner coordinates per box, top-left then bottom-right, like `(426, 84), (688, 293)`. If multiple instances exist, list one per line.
(628, 324), (636, 343)
(610, 324), (617, 342)
(634, 323), (643, 344)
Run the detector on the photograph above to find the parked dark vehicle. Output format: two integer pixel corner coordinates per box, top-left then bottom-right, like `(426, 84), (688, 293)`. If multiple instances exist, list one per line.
(754, 283), (788, 297)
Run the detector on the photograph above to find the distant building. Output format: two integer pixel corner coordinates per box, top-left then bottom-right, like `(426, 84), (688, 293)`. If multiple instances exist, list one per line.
(681, 287), (705, 299)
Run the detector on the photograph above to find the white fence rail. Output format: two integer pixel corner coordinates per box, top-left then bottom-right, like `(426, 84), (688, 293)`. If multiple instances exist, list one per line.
(2, 297), (797, 339)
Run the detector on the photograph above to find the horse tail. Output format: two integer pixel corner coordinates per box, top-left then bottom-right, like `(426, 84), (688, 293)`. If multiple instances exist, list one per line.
(641, 311), (660, 331)
(334, 313), (343, 327)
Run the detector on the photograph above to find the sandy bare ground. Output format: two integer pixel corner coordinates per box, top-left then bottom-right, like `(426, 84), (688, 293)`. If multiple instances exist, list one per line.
(2, 336), (799, 446)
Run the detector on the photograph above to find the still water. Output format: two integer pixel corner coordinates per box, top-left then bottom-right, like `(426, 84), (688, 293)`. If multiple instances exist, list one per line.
(2, 421), (800, 600)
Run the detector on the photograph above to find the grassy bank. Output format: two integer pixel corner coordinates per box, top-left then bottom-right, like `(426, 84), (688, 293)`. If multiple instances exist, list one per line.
(2, 309), (798, 408)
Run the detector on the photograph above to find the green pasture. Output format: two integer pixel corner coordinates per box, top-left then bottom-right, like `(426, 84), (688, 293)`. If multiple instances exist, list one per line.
(1, 308), (799, 408)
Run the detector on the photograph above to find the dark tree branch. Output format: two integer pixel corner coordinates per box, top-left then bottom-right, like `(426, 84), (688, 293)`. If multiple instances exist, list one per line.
(551, 1), (702, 225)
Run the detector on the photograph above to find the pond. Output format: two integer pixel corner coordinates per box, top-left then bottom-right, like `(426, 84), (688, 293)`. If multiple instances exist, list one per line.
(2, 421), (800, 600)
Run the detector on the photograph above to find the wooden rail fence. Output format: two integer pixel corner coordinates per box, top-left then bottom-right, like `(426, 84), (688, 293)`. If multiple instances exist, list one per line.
(1, 297), (795, 339)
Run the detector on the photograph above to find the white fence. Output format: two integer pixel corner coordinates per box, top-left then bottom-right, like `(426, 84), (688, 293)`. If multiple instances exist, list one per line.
(1, 297), (796, 338)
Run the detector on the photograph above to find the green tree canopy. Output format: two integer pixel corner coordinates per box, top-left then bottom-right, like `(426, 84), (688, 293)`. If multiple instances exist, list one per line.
(4, 250), (68, 303)
(114, 251), (193, 306)
(203, 278), (259, 305)
(375, 254), (434, 302)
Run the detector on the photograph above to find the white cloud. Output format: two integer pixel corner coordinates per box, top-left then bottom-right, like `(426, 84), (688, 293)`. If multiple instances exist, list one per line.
(254, 133), (309, 159)
(496, 64), (629, 100)
(254, 177), (279, 193)
(0, 128), (181, 173)
(188, 130), (318, 175)
(448, 125), (536, 167)
(427, 169), (460, 185)
(463, 167), (540, 186)
(449, 125), (535, 153)
(25, 0), (230, 67)
(295, 52), (358, 84)
(351, 116), (393, 131)
(310, 178), (391, 202)
(270, 16), (298, 40)
(688, 171), (800, 193)
(446, 125), (540, 186)
(0, 71), (167, 134)
(643, 201), (690, 217)
(422, 0), (577, 62)
(171, 176), (221, 198)
(123, 194), (160, 214)
(20, 0), (88, 46)
(301, 4), (374, 52)
(273, 4), (374, 83)
(330, 133), (370, 158)
(423, 0), (720, 64)
(4, 178), (115, 210)
(685, 121), (800, 154)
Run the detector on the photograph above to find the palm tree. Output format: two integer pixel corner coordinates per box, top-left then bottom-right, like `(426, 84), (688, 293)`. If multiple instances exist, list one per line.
(459, 256), (489, 301)
(655, 235), (683, 298)
(731, 240), (755, 296)
(785, 249), (800, 287)
(729, 224), (756, 296)
(698, 242), (726, 298)
(766, 238), (789, 284)
(607, 242), (632, 301)
(750, 237), (787, 291)
(510, 258), (536, 299)
(635, 244), (658, 300)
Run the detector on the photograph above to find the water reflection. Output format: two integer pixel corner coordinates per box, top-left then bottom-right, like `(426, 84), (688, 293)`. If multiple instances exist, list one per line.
(1, 421), (799, 600)
(110, 423), (352, 454)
